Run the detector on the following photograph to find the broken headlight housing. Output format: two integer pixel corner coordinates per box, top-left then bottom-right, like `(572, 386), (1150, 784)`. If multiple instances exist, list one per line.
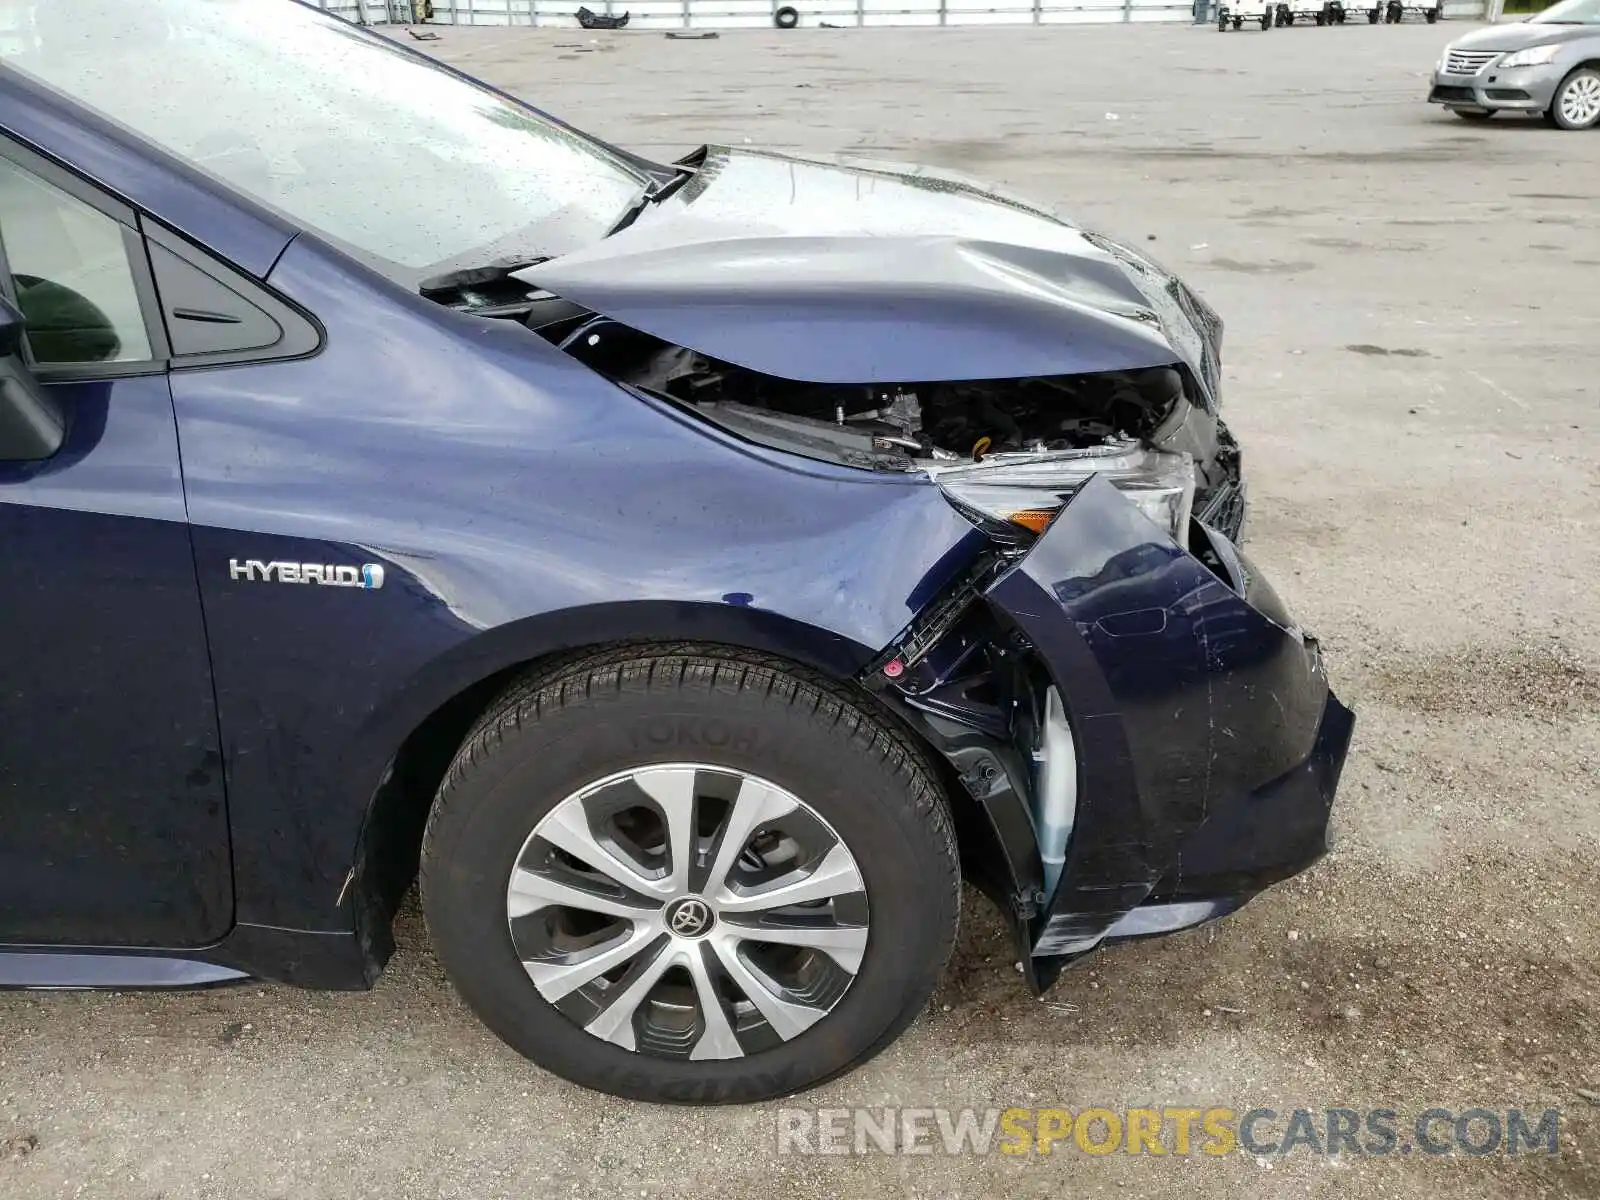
(930, 442), (1195, 547)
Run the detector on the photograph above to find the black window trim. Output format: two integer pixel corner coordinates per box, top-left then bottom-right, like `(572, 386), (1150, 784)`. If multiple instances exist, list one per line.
(141, 219), (324, 371)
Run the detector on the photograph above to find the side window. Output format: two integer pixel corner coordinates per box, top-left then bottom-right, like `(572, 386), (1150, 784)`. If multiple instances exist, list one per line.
(0, 156), (153, 367)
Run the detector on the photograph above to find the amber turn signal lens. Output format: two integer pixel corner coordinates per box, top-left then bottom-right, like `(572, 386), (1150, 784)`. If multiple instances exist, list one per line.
(1005, 508), (1059, 535)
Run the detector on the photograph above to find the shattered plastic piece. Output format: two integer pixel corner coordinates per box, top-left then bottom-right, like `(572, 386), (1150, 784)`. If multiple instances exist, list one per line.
(575, 6), (630, 29)
(665, 30), (718, 38)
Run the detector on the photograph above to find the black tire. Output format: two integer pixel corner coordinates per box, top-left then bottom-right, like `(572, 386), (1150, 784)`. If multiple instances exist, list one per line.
(1425, 6), (1438, 20)
(1261, 13), (1271, 28)
(420, 645), (961, 1104)
(1368, 7), (1379, 20)
(1546, 66), (1600, 130)
(1234, 15), (1243, 27)
(1451, 108), (1495, 120)
(773, 5), (799, 27)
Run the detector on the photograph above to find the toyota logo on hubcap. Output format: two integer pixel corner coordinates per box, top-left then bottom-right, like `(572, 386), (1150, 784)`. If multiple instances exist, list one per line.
(667, 897), (715, 939)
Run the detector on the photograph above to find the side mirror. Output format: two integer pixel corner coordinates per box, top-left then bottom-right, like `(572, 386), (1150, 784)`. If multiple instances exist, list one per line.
(0, 294), (66, 461)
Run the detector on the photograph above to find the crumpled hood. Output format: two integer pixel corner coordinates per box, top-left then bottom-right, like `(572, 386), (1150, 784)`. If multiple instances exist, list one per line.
(519, 148), (1222, 396)
(1447, 22), (1598, 51)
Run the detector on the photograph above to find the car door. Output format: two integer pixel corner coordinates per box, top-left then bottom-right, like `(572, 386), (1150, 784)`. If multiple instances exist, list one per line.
(0, 139), (232, 948)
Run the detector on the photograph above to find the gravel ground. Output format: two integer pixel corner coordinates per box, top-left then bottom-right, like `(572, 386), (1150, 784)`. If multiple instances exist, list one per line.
(4, 19), (1599, 1200)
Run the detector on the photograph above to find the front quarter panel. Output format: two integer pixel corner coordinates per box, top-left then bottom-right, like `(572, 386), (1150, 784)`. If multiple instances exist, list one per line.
(172, 236), (981, 932)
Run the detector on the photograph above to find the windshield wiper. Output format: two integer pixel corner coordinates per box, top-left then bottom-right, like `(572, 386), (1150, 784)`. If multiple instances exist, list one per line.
(418, 255), (554, 317)
(607, 167), (695, 236)
(419, 256), (551, 302)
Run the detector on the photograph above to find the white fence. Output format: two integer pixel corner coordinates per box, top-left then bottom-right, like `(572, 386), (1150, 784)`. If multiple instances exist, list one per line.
(423, 0), (1219, 23)
(340, 0), (1488, 25)
(313, 1), (422, 20)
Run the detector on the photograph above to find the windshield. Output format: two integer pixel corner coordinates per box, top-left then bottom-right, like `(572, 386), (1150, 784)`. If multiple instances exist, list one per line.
(0, 0), (648, 282)
(1530, 0), (1600, 22)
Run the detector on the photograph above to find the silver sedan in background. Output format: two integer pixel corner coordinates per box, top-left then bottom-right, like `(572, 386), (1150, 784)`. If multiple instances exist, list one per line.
(1429, 0), (1600, 129)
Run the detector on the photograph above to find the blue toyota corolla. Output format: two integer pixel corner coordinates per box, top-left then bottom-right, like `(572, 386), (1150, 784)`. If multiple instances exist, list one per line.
(0, 0), (1351, 1103)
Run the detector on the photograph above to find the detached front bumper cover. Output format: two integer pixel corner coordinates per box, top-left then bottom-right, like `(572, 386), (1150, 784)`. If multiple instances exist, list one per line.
(875, 475), (1353, 991)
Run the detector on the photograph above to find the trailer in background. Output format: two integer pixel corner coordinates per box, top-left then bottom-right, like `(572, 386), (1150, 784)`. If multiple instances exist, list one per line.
(1382, 0), (1443, 20)
(1273, 1), (1364, 24)
(1217, 0), (1273, 28)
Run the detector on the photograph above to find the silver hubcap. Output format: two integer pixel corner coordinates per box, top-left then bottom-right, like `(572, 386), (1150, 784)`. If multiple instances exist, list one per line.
(1560, 75), (1600, 126)
(506, 765), (870, 1061)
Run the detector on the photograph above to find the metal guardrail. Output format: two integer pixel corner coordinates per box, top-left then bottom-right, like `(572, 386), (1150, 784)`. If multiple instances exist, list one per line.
(327, 0), (1484, 24)
(422, 0), (1205, 24)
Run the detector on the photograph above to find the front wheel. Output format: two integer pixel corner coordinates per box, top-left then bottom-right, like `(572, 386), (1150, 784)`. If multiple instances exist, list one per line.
(420, 646), (961, 1104)
(1547, 67), (1600, 130)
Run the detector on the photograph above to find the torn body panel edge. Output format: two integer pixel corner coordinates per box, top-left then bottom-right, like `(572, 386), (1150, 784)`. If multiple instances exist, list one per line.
(864, 477), (1352, 993)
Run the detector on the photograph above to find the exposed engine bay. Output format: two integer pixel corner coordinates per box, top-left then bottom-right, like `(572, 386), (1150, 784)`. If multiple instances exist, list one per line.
(543, 310), (1242, 542)
(549, 311), (1208, 462)
(420, 276), (1246, 544)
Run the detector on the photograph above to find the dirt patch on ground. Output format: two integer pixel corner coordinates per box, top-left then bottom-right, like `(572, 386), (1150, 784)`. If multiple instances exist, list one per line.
(1371, 643), (1600, 721)
(1346, 344), (1432, 357)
